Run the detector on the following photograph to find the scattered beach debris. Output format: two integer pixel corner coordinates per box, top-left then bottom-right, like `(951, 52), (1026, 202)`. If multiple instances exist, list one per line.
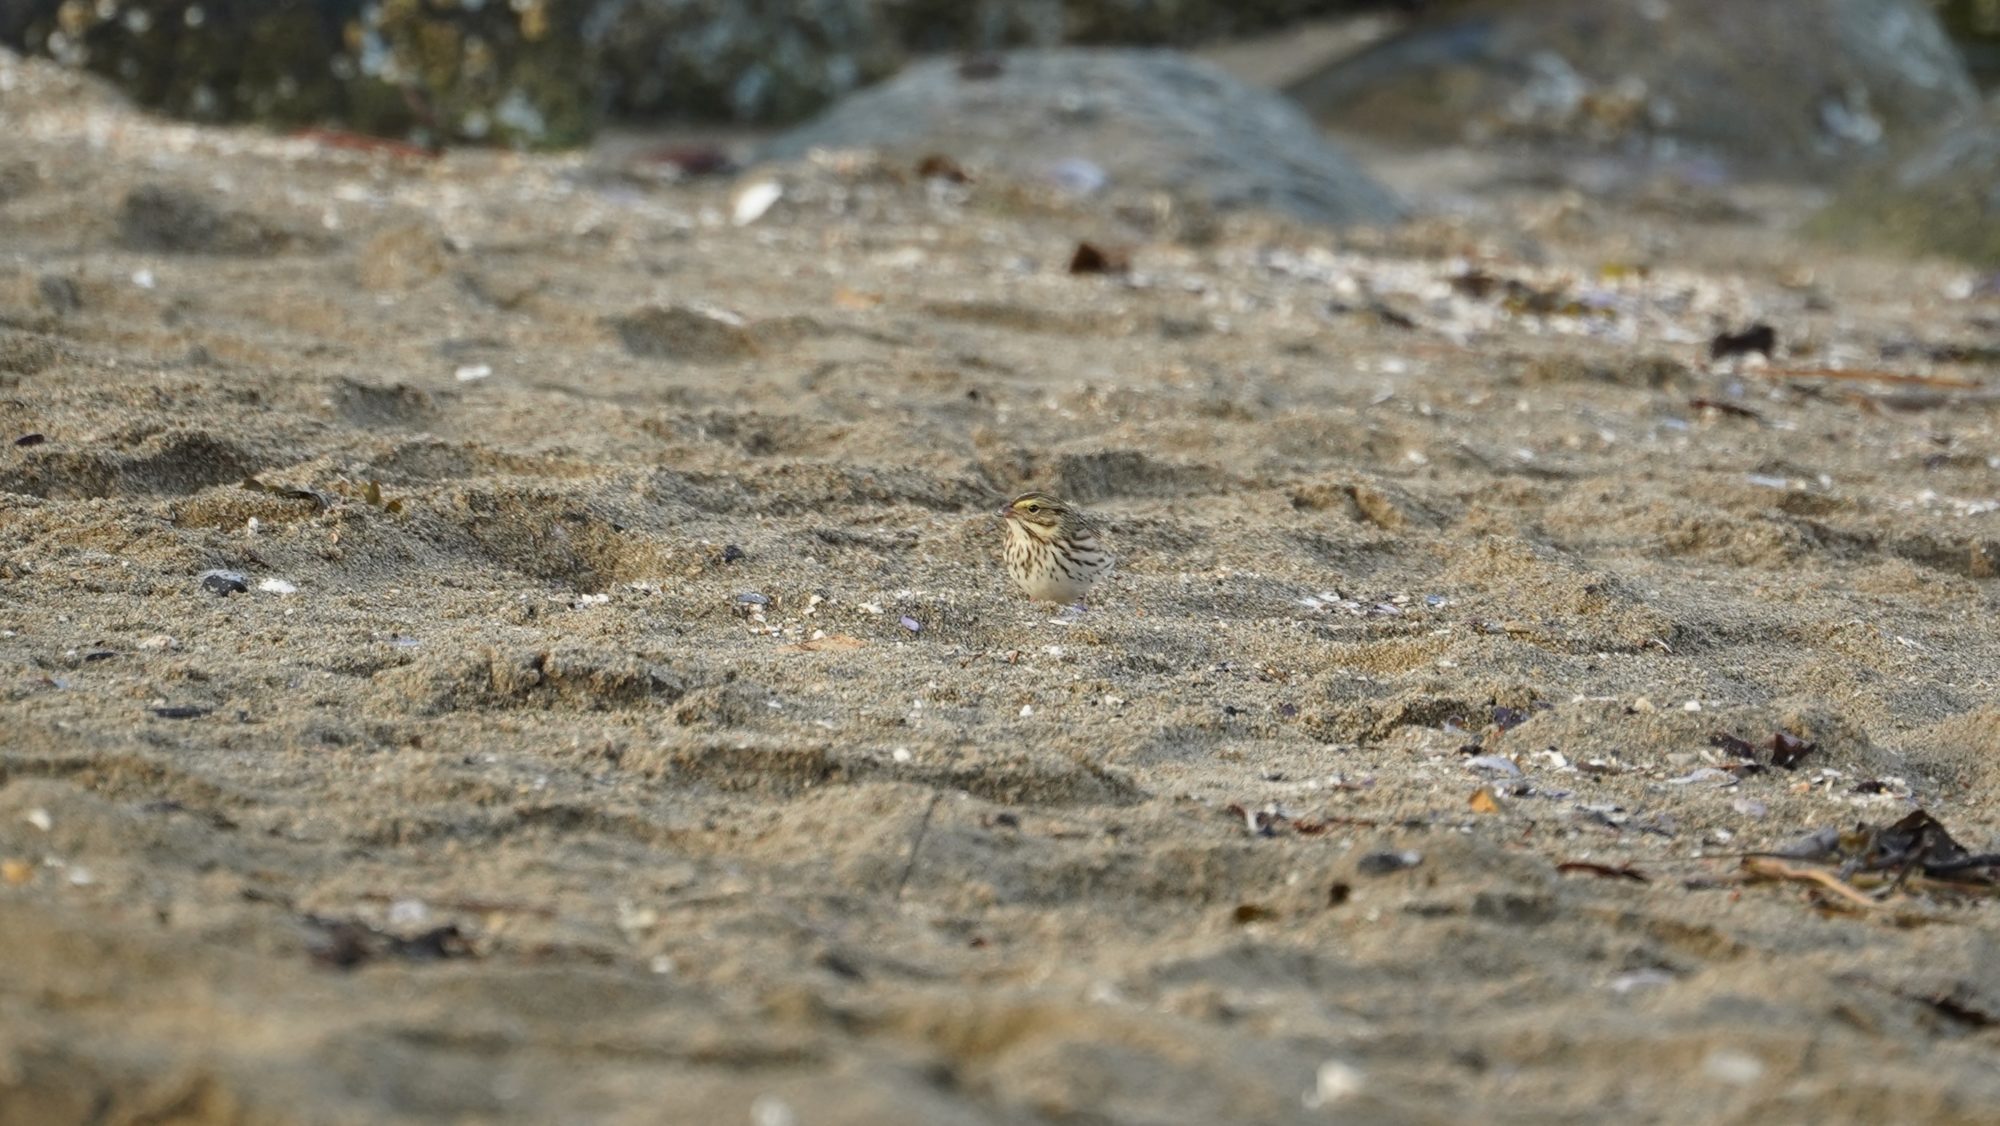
(1736, 809), (2000, 915)
(1708, 729), (1819, 773)
(305, 915), (475, 970)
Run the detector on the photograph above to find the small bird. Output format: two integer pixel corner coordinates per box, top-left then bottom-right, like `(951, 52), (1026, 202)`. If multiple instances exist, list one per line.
(998, 491), (1112, 606)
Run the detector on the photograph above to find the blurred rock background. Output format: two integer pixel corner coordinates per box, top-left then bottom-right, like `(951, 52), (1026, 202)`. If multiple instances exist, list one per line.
(2, 0), (1996, 260)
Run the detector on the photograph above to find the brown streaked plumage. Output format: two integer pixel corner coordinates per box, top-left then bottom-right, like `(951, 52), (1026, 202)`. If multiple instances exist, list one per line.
(997, 491), (1112, 605)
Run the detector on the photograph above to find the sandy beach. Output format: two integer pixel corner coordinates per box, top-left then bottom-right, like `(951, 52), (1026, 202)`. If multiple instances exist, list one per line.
(4, 46), (2000, 1123)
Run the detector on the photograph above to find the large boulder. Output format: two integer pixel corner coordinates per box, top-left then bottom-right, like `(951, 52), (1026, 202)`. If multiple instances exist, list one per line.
(1808, 97), (2000, 267)
(0, 0), (600, 147)
(1935, 0), (2000, 87)
(589, 0), (898, 123)
(1286, 0), (1979, 175)
(0, 0), (1397, 140)
(761, 48), (1406, 228)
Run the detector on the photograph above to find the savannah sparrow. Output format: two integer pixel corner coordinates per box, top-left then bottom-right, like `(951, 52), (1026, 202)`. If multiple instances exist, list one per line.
(998, 491), (1112, 605)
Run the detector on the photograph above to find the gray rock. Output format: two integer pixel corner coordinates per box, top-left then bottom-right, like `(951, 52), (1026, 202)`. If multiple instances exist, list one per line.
(1288, 0), (1978, 175)
(1809, 97), (2000, 267)
(0, 0), (1389, 139)
(763, 49), (1405, 227)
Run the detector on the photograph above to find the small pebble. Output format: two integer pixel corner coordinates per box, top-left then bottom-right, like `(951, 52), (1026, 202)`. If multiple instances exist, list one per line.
(1, 858), (31, 886)
(257, 578), (297, 595)
(1356, 849), (1422, 875)
(1702, 1049), (1764, 1085)
(25, 808), (52, 832)
(749, 1095), (795, 1126)
(734, 591), (770, 605)
(731, 179), (783, 226)
(721, 544), (746, 563)
(1303, 1059), (1364, 1108)
(454, 363), (492, 382)
(1611, 969), (1676, 994)
(899, 615), (921, 633)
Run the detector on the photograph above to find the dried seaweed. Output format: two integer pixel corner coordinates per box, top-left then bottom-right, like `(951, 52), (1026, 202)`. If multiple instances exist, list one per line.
(1739, 809), (2000, 915)
(305, 916), (475, 969)
(1556, 861), (1650, 883)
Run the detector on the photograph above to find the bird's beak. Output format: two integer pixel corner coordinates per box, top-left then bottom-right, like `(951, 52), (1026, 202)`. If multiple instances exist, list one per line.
(995, 505), (1012, 520)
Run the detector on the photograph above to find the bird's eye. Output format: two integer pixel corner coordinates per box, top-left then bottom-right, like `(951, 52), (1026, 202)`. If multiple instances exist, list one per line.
(1026, 504), (1040, 512)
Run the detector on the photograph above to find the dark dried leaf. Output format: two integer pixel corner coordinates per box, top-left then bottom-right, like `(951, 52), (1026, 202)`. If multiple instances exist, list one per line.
(1689, 398), (1766, 422)
(1910, 985), (2000, 1029)
(1556, 860), (1650, 883)
(721, 544), (746, 563)
(307, 921), (373, 969)
(646, 145), (734, 177)
(306, 916), (474, 970)
(1449, 268), (1500, 298)
(13, 433), (45, 447)
(1710, 323), (1777, 361)
(1069, 241), (1130, 275)
(1878, 809), (1969, 869)
(1709, 731), (1759, 760)
(1370, 302), (1417, 329)
(1769, 731), (1818, 769)
(199, 570), (249, 596)
(1232, 903), (1277, 924)
(916, 154), (971, 183)
(150, 705), (211, 719)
